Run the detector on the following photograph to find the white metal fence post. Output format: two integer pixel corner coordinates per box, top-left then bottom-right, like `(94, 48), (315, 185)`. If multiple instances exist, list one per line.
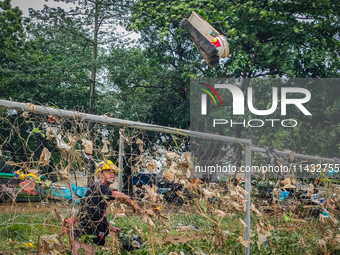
(118, 129), (124, 192)
(244, 142), (252, 255)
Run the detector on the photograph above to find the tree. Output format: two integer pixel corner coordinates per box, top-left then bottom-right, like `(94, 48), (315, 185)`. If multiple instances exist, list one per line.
(29, 0), (135, 184)
(127, 0), (340, 159)
(106, 35), (197, 128)
(131, 0), (340, 79)
(0, 0), (92, 109)
(29, 0), (133, 113)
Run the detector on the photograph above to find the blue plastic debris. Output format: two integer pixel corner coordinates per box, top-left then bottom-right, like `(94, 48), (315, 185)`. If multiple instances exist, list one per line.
(328, 170), (334, 177)
(51, 184), (87, 205)
(279, 191), (290, 200)
(322, 209), (330, 218)
(71, 183), (87, 198)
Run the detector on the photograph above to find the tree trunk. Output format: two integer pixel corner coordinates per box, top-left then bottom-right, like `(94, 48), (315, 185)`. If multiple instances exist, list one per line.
(235, 77), (249, 169)
(87, 0), (99, 186)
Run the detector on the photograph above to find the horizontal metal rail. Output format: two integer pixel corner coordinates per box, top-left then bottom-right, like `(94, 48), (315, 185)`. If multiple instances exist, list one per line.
(251, 146), (338, 163)
(1, 99), (336, 163)
(0, 99), (251, 144)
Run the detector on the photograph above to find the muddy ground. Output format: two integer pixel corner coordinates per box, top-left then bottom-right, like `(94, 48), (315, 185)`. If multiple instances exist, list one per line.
(0, 201), (188, 215)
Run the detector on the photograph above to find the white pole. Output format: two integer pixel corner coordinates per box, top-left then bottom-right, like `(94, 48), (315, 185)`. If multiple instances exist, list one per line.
(118, 129), (124, 192)
(244, 142), (252, 255)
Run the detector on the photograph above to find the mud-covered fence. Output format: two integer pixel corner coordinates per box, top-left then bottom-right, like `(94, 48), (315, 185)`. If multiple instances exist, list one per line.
(0, 99), (340, 255)
(0, 99), (252, 255)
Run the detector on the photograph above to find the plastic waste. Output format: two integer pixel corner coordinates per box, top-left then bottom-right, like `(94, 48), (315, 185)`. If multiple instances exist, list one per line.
(57, 134), (71, 150)
(322, 210), (330, 218)
(279, 191), (290, 200)
(120, 234), (143, 251)
(51, 183), (87, 205)
(180, 11), (229, 67)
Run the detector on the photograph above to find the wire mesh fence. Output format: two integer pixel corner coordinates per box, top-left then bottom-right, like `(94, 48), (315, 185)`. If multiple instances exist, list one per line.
(0, 100), (340, 255)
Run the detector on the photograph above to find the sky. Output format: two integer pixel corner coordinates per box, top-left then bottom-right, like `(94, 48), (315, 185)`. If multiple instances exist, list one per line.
(11, 0), (74, 16)
(11, 0), (139, 39)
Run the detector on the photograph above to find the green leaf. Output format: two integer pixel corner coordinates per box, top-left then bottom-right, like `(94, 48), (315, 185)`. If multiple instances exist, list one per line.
(283, 214), (290, 222)
(200, 200), (207, 213)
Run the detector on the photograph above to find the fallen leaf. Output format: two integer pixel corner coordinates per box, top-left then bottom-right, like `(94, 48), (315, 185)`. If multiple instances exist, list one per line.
(330, 214), (338, 225)
(251, 203), (262, 217)
(21, 111), (29, 118)
(334, 234), (340, 243)
(300, 237), (306, 246)
(237, 236), (253, 247)
(148, 160), (157, 172)
(136, 139), (144, 152)
(82, 139), (93, 154)
(165, 151), (178, 167)
(281, 177), (296, 189)
(318, 239), (327, 248)
(256, 220), (271, 249)
(60, 167), (70, 181)
(239, 218), (247, 228)
(236, 185), (248, 195)
(38, 234), (63, 253)
(101, 138), (110, 153)
(46, 127), (57, 140)
(231, 202), (246, 213)
(324, 229), (333, 242)
(24, 103), (36, 111)
(142, 185), (159, 203)
(307, 184), (314, 197)
(284, 150), (295, 161)
(39, 147), (51, 166)
(215, 210), (226, 217)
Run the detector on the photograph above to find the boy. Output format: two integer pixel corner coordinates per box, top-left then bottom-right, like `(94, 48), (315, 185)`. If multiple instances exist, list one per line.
(73, 160), (141, 254)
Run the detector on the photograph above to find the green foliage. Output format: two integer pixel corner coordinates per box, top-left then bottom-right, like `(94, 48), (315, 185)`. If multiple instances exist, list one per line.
(106, 43), (193, 128)
(1, 211), (340, 254)
(130, 0), (340, 78)
(1, 0), (340, 157)
(0, 0), (90, 108)
(123, 0), (340, 157)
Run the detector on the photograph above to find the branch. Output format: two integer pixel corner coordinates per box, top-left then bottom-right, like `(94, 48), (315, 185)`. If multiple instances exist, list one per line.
(254, 71), (280, 77)
(87, 0), (132, 8)
(96, 16), (105, 35)
(131, 84), (166, 89)
(96, 32), (136, 45)
(251, 46), (259, 68)
(60, 25), (95, 45)
(254, 124), (269, 146)
(197, 66), (206, 74)
(241, 69), (247, 91)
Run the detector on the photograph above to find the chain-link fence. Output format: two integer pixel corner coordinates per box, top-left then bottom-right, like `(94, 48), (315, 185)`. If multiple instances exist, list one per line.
(0, 99), (340, 255)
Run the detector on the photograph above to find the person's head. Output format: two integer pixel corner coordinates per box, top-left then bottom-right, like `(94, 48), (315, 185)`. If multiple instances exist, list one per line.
(96, 160), (119, 186)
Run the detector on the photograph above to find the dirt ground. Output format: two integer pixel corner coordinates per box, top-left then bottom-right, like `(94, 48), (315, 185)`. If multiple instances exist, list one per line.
(155, 232), (208, 245)
(0, 201), (74, 214)
(0, 201), (189, 215)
